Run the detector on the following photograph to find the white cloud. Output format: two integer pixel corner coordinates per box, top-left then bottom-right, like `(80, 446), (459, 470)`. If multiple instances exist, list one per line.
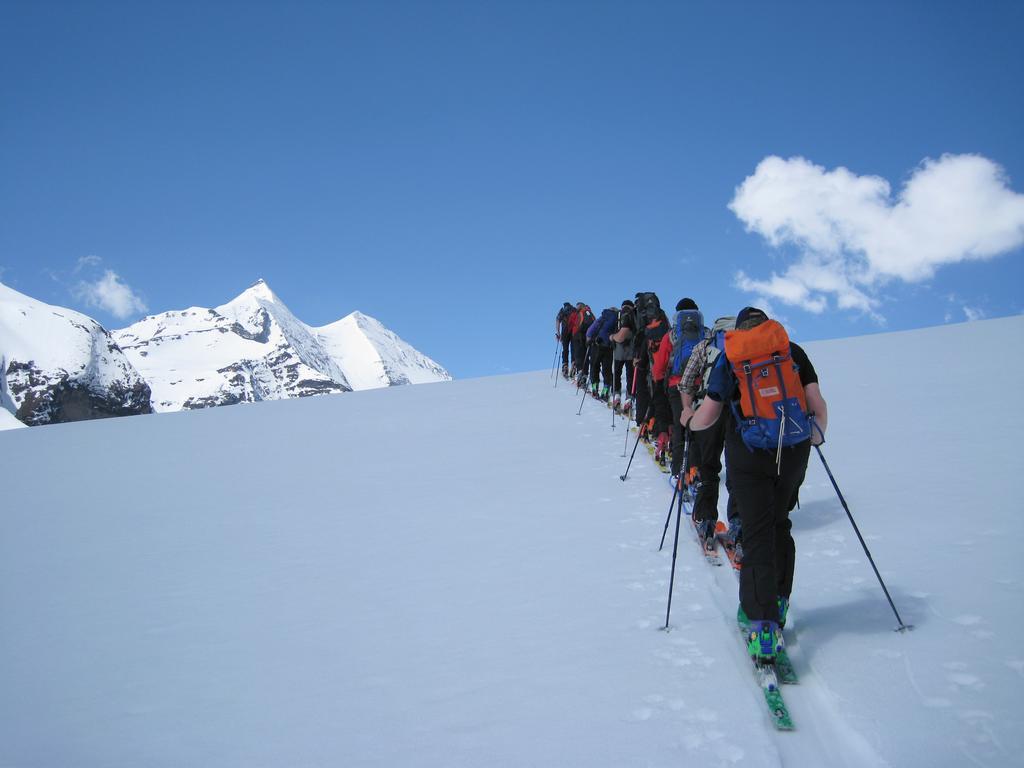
(962, 305), (986, 322)
(75, 270), (148, 319)
(75, 255), (103, 273)
(728, 154), (1024, 317)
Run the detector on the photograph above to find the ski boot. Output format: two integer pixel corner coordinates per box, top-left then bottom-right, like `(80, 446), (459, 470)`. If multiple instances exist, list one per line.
(654, 432), (669, 466)
(694, 518), (716, 553)
(622, 398), (632, 415)
(612, 395), (621, 413)
(746, 620), (783, 664)
(599, 385), (610, 402)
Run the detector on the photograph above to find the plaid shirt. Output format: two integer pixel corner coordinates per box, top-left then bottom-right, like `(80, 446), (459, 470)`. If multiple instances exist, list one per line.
(678, 338), (712, 396)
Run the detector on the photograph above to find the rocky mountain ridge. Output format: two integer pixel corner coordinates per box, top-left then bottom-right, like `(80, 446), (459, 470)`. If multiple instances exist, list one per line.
(0, 280), (451, 425)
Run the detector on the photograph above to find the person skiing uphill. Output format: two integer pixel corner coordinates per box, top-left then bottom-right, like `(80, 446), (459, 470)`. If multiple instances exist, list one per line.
(610, 299), (636, 413)
(643, 301), (672, 467)
(679, 315), (741, 555)
(687, 307), (828, 664)
(555, 302), (574, 377)
(570, 302), (594, 381)
(587, 307), (618, 400)
(653, 298), (704, 479)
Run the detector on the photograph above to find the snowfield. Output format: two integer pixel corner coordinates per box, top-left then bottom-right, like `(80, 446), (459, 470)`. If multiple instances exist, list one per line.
(0, 315), (1021, 767)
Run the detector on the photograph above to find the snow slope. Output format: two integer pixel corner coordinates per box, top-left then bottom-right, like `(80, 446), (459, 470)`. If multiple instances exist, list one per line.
(0, 315), (1021, 767)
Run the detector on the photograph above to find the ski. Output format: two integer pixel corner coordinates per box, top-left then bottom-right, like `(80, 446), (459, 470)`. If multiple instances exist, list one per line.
(714, 521), (742, 572)
(753, 661), (794, 730)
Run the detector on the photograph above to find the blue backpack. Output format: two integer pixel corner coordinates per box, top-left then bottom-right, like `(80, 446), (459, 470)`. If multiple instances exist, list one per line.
(668, 309), (706, 378)
(595, 308), (617, 345)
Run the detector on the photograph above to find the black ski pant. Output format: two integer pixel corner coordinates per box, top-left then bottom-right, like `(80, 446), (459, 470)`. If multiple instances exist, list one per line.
(561, 334), (571, 370)
(725, 434), (811, 623)
(571, 332), (587, 373)
(598, 344), (610, 387)
(691, 407), (738, 527)
(649, 379), (672, 439)
(589, 345), (612, 390)
(613, 359), (633, 396)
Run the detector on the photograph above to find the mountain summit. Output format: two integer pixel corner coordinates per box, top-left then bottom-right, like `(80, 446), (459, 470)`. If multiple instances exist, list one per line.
(314, 310), (453, 390)
(112, 280), (450, 412)
(1, 279), (450, 425)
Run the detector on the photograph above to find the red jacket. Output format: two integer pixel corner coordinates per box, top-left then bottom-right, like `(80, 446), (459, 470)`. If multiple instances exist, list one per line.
(655, 323), (679, 391)
(652, 334), (671, 384)
(568, 310), (581, 336)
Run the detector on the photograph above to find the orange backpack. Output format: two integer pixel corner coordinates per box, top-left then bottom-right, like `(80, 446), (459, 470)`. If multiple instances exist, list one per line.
(723, 320), (811, 451)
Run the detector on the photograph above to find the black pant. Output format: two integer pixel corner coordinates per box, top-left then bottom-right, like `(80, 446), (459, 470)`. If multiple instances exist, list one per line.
(561, 335), (571, 369)
(589, 345), (612, 389)
(571, 332), (587, 372)
(613, 359), (633, 396)
(726, 434), (811, 623)
(692, 407), (738, 526)
(649, 379), (672, 438)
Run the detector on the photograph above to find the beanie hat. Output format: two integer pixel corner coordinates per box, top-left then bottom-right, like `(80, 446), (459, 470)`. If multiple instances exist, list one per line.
(676, 298), (698, 311)
(621, 299), (635, 309)
(736, 306), (769, 330)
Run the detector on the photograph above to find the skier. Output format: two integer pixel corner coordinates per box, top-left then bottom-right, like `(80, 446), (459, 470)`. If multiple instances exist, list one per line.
(653, 298), (704, 479)
(641, 297), (672, 466)
(609, 299), (636, 413)
(630, 293), (655, 433)
(687, 307), (828, 664)
(570, 302), (594, 382)
(679, 315), (741, 556)
(555, 302), (574, 378)
(587, 307), (618, 400)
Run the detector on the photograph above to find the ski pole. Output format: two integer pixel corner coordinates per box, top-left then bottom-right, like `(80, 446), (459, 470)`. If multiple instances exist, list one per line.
(664, 478), (686, 630)
(812, 440), (912, 633)
(622, 402), (630, 457)
(610, 378), (616, 431)
(552, 339), (561, 386)
(575, 343), (593, 395)
(576, 382), (588, 416)
(660, 476), (679, 552)
(619, 403), (652, 481)
(659, 430), (690, 551)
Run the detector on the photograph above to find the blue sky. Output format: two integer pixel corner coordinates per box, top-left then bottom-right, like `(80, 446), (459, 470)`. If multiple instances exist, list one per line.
(2, 0), (1022, 378)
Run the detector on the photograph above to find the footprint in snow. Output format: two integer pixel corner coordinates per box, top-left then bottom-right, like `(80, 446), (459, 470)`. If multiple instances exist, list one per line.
(947, 672), (984, 691)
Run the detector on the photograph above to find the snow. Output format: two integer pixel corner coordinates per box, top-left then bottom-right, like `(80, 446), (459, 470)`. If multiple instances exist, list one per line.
(0, 315), (1021, 766)
(0, 281), (149, 422)
(314, 310), (453, 389)
(113, 279), (450, 411)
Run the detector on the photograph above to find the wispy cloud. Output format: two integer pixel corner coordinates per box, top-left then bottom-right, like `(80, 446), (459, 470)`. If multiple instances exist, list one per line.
(74, 255), (103, 273)
(728, 154), (1024, 320)
(74, 270), (148, 319)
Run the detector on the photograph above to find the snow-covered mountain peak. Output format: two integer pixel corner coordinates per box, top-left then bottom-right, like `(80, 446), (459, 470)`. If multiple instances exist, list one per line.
(313, 310), (452, 390)
(0, 281), (151, 424)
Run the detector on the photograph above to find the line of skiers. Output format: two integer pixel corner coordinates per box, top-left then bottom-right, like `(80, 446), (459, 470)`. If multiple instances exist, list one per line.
(555, 295), (829, 665)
